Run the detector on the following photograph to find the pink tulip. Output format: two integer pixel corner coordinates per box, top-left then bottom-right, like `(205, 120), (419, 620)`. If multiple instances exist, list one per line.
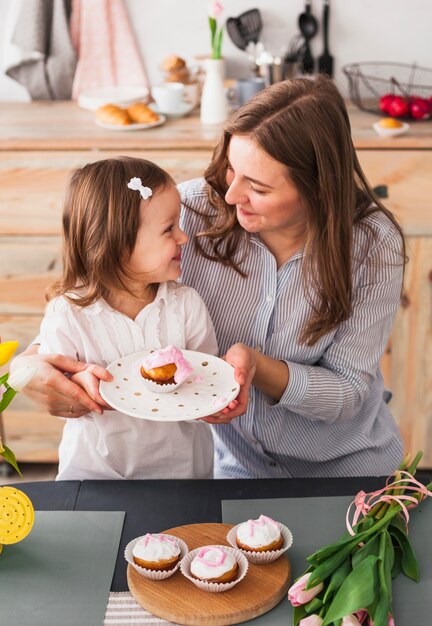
(208, 1), (223, 18)
(342, 615), (363, 626)
(354, 610), (369, 624)
(288, 573), (324, 607)
(299, 616), (323, 626)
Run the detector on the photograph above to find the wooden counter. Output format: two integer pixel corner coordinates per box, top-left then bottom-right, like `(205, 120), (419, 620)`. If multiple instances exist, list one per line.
(0, 101), (431, 466)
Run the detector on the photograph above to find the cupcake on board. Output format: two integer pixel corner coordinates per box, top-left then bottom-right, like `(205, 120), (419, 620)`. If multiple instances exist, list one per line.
(132, 533), (181, 570)
(190, 546), (239, 583)
(235, 514), (284, 552)
(140, 345), (193, 392)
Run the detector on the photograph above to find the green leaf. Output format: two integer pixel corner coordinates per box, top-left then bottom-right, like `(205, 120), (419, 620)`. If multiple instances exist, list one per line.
(321, 555), (378, 626)
(388, 520), (419, 582)
(352, 534), (380, 569)
(307, 517), (375, 564)
(304, 596), (323, 613)
(308, 539), (361, 587)
(371, 596), (390, 626)
(0, 386), (17, 412)
(391, 544), (403, 578)
(215, 28), (224, 59)
(208, 17), (216, 48)
(322, 558), (351, 603)
(0, 445), (22, 477)
(0, 372), (9, 385)
(293, 604), (308, 626)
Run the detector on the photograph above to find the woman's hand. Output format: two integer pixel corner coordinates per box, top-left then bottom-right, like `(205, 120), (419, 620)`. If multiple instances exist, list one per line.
(200, 343), (256, 424)
(10, 347), (112, 417)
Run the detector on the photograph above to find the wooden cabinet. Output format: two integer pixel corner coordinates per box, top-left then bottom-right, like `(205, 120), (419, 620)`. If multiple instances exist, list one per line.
(0, 103), (431, 466)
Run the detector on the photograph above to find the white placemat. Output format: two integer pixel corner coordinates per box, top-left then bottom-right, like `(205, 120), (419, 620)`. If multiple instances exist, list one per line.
(104, 592), (181, 626)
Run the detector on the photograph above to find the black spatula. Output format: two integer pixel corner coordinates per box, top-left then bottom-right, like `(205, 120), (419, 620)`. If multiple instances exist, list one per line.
(318, 0), (334, 77)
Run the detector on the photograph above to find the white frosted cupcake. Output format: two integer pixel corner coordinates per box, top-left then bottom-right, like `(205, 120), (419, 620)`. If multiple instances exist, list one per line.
(180, 544), (248, 593)
(132, 533), (181, 570)
(236, 515), (283, 552)
(226, 515), (293, 564)
(140, 346), (193, 393)
(190, 546), (238, 583)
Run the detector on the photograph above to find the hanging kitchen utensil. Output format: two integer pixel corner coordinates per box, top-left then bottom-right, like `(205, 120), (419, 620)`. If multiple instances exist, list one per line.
(318, 0), (333, 77)
(298, 0), (318, 74)
(226, 8), (263, 51)
(227, 17), (248, 50)
(238, 9), (262, 44)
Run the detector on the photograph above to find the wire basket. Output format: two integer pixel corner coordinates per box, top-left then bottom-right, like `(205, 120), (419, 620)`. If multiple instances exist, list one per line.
(343, 62), (432, 115)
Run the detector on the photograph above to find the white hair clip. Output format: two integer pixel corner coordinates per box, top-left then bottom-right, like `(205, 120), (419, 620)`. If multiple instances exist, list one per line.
(127, 177), (153, 200)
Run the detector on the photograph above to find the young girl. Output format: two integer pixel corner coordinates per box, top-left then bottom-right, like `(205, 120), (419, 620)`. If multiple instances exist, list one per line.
(37, 156), (218, 480)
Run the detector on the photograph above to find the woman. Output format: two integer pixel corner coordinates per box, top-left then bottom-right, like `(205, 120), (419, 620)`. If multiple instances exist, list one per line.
(12, 76), (405, 478)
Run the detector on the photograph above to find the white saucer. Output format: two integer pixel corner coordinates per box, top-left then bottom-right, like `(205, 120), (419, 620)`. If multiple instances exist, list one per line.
(372, 120), (410, 138)
(95, 115), (166, 131)
(148, 101), (195, 119)
(78, 86), (149, 110)
(99, 350), (240, 421)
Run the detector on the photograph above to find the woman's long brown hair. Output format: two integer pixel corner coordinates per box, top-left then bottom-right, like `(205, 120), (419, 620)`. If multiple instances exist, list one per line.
(195, 76), (405, 346)
(47, 156), (172, 307)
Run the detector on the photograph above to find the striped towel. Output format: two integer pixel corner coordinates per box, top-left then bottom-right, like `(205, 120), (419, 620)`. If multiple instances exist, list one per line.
(104, 592), (182, 626)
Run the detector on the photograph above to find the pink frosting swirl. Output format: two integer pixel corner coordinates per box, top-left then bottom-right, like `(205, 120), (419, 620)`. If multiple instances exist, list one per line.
(142, 345), (193, 384)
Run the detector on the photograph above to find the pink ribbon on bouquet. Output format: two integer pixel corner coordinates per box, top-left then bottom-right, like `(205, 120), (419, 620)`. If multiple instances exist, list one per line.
(346, 471), (431, 536)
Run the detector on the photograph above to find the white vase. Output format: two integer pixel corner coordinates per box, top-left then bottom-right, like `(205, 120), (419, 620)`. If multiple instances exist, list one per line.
(200, 58), (228, 125)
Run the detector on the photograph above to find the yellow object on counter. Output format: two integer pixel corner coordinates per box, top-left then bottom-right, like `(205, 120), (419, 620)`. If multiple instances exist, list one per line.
(379, 117), (404, 128)
(0, 486), (34, 546)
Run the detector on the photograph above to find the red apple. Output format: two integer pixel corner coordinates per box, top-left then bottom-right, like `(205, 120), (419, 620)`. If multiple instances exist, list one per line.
(387, 96), (410, 118)
(379, 93), (395, 114)
(409, 97), (430, 120)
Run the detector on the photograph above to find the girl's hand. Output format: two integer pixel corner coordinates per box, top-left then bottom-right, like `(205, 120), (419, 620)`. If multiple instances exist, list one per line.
(70, 365), (113, 415)
(200, 343), (256, 424)
(10, 350), (112, 417)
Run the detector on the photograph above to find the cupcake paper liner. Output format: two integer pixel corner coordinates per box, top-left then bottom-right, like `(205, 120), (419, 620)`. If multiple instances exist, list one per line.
(226, 522), (293, 564)
(180, 544), (248, 593)
(124, 534), (189, 580)
(140, 377), (183, 394)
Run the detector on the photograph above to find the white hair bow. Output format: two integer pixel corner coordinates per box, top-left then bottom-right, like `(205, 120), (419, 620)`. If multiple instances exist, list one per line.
(127, 177), (153, 200)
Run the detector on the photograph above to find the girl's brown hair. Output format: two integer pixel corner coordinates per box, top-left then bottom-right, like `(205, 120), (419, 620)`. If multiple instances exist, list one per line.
(47, 156), (173, 307)
(195, 76), (405, 345)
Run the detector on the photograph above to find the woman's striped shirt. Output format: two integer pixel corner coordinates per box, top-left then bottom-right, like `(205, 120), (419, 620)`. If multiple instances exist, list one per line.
(179, 178), (404, 479)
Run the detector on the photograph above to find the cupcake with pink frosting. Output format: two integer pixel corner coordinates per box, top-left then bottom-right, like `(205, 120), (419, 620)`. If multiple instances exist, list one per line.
(140, 345), (193, 393)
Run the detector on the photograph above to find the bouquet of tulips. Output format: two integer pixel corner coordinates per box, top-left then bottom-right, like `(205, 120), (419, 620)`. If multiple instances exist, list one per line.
(0, 340), (37, 476)
(288, 452), (432, 626)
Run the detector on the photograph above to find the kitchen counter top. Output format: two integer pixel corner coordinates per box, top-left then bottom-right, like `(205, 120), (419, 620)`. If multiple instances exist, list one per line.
(1, 100), (431, 150)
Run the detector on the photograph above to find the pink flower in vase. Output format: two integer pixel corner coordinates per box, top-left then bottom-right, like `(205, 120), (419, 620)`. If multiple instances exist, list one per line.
(208, 1), (223, 18)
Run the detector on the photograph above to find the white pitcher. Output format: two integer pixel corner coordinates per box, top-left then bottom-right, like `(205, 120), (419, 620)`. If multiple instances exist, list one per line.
(200, 58), (228, 125)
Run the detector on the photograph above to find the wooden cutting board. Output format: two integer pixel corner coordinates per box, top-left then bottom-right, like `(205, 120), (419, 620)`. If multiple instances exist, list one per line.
(127, 522), (291, 626)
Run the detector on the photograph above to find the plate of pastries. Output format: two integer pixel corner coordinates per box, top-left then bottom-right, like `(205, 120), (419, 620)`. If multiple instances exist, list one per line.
(95, 102), (166, 130)
(99, 346), (240, 421)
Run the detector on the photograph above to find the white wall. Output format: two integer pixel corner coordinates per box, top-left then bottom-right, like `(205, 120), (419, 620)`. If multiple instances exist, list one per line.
(0, 0), (431, 101)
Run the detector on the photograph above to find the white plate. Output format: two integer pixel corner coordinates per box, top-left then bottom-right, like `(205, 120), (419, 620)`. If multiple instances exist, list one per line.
(372, 120), (410, 137)
(99, 350), (240, 421)
(148, 101), (195, 119)
(78, 86), (149, 110)
(95, 114), (166, 131)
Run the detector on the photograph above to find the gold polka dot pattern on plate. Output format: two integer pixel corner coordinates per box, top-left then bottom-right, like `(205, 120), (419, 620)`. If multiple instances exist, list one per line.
(0, 486), (35, 545)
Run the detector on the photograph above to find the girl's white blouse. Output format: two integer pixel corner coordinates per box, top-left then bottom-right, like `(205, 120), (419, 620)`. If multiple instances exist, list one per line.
(37, 281), (218, 480)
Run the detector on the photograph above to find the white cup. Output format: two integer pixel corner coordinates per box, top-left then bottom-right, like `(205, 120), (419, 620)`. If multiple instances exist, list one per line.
(151, 82), (185, 113)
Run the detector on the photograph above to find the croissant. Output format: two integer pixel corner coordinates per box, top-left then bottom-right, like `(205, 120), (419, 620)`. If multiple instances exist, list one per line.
(95, 104), (132, 126)
(127, 103), (160, 124)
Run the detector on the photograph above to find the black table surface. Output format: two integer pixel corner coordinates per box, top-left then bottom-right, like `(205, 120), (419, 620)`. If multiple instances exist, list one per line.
(9, 475), (399, 591)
